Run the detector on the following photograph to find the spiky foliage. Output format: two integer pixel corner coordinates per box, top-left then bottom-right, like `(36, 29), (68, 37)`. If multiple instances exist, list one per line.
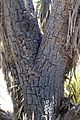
(64, 66), (80, 103)
(66, 0), (80, 58)
(64, 0), (80, 103)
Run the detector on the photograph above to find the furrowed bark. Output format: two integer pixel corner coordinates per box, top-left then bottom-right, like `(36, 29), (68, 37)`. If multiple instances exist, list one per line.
(24, 0), (74, 119)
(1, 0), (41, 119)
(1, 0), (77, 120)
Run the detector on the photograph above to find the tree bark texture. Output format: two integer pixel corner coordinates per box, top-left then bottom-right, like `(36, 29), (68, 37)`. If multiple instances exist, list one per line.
(1, 0), (78, 120)
(1, 0), (41, 119)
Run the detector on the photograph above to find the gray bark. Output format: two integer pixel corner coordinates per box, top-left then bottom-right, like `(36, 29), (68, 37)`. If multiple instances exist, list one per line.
(27, 0), (73, 119)
(1, 0), (77, 120)
(1, 0), (41, 119)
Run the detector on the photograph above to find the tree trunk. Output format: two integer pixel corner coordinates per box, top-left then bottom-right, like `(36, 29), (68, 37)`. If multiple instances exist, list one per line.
(1, 0), (77, 120)
(1, 0), (41, 119)
(27, 0), (73, 119)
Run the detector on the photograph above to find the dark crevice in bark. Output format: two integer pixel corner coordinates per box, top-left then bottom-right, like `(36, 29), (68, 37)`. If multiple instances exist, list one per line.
(1, 0), (79, 120)
(1, 0), (41, 120)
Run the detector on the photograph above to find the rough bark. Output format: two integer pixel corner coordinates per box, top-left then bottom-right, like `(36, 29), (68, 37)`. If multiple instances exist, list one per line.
(27, 0), (73, 119)
(1, 0), (41, 119)
(1, 0), (78, 120)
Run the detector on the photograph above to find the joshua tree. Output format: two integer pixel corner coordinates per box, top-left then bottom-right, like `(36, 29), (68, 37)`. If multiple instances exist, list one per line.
(0, 0), (80, 119)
